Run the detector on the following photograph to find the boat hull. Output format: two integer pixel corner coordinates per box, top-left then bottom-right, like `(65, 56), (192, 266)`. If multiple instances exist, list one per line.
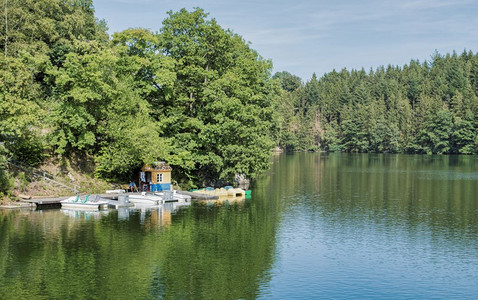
(128, 194), (163, 206)
(61, 201), (109, 210)
(60, 195), (109, 210)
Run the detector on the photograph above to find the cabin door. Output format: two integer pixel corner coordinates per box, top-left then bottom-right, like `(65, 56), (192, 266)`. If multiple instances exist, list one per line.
(145, 172), (152, 183)
(140, 171), (152, 191)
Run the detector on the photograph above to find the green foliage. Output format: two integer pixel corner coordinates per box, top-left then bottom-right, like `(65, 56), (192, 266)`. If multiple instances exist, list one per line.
(155, 8), (277, 184)
(274, 51), (478, 155)
(340, 119), (369, 152)
(272, 71), (302, 92)
(0, 54), (47, 164)
(2, 0), (478, 190)
(6, 137), (45, 167)
(94, 85), (172, 181)
(0, 145), (13, 195)
(322, 121), (342, 152)
(451, 116), (476, 154)
(47, 40), (116, 155)
(416, 110), (454, 154)
(1, 4), (279, 186)
(16, 172), (28, 192)
(0, 0), (110, 176)
(281, 131), (299, 151)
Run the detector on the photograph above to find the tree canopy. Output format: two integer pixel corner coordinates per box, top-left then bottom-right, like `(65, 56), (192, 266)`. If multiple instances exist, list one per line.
(275, 51), (478, 154)
(1, 0), (478, 196)
(0, 3), (278, 189)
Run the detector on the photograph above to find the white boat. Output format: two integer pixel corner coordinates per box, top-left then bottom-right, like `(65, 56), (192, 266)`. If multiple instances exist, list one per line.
(127, 193), (164, 206)
(61, 195), (109, 210)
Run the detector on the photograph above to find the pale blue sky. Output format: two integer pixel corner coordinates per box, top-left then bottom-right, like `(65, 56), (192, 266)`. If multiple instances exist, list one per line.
(94, 0), (478, 81)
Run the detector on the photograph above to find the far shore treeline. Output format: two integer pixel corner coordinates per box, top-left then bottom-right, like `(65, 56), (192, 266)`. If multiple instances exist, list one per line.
(276, 52), (478, 154)
(1, 1), (478, 195)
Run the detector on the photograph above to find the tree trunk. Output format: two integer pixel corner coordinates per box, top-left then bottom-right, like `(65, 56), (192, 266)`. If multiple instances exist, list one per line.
(4, 0), (7, 58)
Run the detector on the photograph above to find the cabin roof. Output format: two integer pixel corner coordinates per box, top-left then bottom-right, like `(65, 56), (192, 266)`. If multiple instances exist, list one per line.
(143, 161), (172, 171)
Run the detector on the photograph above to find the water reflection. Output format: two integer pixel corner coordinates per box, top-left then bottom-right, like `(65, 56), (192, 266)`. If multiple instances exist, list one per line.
(2, 153), (478, 299)
(259, 153), (478, 299)
(0, 191), (279, 299)
(61, 209), (110, 220)
(265, 153), (478, 231)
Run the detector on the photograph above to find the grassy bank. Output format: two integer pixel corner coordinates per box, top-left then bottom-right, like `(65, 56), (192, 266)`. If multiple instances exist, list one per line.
(2, 158), (118, 204)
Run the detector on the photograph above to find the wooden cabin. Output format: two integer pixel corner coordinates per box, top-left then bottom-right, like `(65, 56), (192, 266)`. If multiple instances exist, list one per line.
(139, 162), (172, 192)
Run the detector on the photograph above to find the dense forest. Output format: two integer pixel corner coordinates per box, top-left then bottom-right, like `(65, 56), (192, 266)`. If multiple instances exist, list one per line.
(1, 0), (478, 197)
(275, 52), (478, 154)
(0, 1), (280, 194)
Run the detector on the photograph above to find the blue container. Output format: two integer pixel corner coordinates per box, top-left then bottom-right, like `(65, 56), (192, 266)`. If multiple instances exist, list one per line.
(150, 183), (171, 192)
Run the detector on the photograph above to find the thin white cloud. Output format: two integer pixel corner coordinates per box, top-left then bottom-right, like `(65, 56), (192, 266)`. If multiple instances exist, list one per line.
(94, 0), (478, 79)
(397, 0), (472, 10)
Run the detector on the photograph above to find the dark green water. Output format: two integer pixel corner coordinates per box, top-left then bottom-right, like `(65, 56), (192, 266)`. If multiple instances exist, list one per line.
(1, 153), (478, 299)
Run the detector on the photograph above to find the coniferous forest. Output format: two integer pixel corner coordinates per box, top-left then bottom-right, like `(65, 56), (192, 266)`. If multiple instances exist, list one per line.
(275, 52), (478, 154)
(1, 0), (478, 195)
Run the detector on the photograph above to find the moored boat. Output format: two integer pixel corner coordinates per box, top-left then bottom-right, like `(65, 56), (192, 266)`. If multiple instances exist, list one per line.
(127, 193), (164, 206)
(192, 186), (247, 198)
(61, 195), (109, 210)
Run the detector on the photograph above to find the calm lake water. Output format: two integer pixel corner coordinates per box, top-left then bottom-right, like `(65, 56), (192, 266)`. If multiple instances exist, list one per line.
(1, 153), (478, 299)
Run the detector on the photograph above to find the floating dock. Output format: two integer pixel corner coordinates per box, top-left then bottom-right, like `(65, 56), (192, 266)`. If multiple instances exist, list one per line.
(21, 197), (69, 209)
(10, 190), (216, 210)
(0, 202), (34, 209)
(176, 190), (219, 200)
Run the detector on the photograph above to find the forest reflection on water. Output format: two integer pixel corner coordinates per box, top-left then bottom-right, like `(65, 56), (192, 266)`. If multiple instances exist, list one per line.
(258, 153), (478, 299)
(1, 153), (478, 299)
(0, 196), (278, 299)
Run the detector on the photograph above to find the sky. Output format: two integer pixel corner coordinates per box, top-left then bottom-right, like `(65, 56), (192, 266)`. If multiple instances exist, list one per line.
(93, 0), (478, 81)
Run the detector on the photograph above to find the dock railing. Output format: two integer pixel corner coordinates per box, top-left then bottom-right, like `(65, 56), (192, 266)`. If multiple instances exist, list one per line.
(6, 158), (79, 194)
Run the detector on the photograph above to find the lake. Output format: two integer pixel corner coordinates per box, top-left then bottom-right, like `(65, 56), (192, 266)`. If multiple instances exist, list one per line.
(1, 153), (478, 299)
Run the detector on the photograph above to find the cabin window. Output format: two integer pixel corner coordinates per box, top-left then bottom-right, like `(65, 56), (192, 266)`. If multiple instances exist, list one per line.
(157, 173), (163, 183)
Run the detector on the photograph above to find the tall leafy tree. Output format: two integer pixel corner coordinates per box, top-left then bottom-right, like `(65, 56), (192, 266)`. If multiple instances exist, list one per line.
(0, 0), (107, 165)
(157, 8), (277, 185)
(272, 71), (302, 92)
